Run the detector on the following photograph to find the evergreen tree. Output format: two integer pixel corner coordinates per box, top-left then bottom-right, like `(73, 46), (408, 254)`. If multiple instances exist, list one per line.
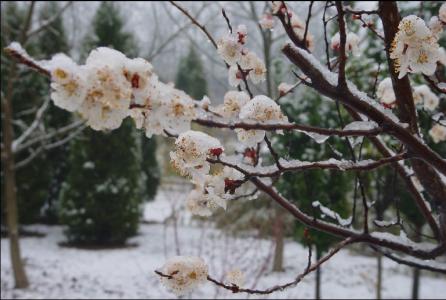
(175, 46), (208, 99)
(276, 90), (353, 298)
(60, 2), (148, 245)
(37, 2), (72, 224)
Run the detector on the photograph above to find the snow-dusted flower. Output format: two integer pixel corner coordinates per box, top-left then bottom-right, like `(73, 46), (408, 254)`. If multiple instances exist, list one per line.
(220, 91), (250, 118)
(438, 47), (446, 66)
(170, 131), (223, 180)
(331, 32), (360, 56)
(200, 95), (211, 110)
(376, 78), (396, 108)
(238, 51), (266, 84)
(236, 24), (248, 44)
(186, 188), (222, 217)
(439, 3), (446, 23)
(259, 14), (275, 30)
(278, 82), (294, 96)
(122, 57), (154, 104)
(217, 35), (242, 66)
(79, 48), (132, 131)
(390, 15), (440, 78)
(413, 85), (439, 111)
(237, 95), (287, 146)
(247, 53), (267, 84)
(228, 65), (243, 87)
(239, 95), (287, 123)
(158, 256), (208, 296)
(187, 166), (244, 216)
(226, 269), (245, 287)
(429, 124), (446, 143)
(49, 54), (86, 112)
(428, 16), (443, 38)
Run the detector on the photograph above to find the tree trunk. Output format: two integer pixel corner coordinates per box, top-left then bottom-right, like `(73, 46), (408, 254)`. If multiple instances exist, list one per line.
(2, 67), (29, 288)
(376, 253), (382, 299)
(315, 247), (321, 299)
(272, 207), (284, 272)
(411, 226), (422, 299)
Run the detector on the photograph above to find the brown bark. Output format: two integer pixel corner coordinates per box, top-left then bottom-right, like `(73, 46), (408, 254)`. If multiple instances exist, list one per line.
(378, 1), (446, 240)
(2, 66), (29, 288)
(272, 207), (284, 272)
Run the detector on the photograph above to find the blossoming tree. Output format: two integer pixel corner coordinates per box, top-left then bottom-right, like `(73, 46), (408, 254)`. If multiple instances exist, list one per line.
(4, 1), (446, 296)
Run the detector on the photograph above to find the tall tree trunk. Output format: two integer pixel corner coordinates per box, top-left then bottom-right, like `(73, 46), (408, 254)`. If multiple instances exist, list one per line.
(2, 66), (29, 288)
(411, 226), (422, 299)
(272, 207), (284, 272)
(377, 253), (382, 299)
(315, 247), (321, 299)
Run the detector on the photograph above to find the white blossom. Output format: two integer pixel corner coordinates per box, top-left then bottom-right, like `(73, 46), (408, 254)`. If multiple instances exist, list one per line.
(429, 124), (446, 143)
(226, 269), (245, 287)
(228, 65), (242, 87)
(439, 3), (446, 23)
(237, 95), (287, 146)
(438, 47), (446, 66)
(80, 48), (132, 131)
(428, 16), (443, 38)
(170, 131), (223, 180)
(376, 78), (396, 108)
(49, 54), (86, 112)
(158, 256), (208, 296)
(186, 189), (219, 217)
(259, 14), (275, 29)
(236, 24), (248, 44)
(239, 95), (287, 123)
(331, 32), (360, 56)
(390, 15), (440, 78)
(413, 85), (439, 111)
(220, 91), (250, 118)
(122, 57), (154, 104)
(217, 35), (242, 66)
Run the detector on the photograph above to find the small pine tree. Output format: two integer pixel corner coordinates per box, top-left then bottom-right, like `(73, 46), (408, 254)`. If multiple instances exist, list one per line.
(175, 46), (208, 99)
(37, 2), (72, 224)
(60, 2), (146, 245)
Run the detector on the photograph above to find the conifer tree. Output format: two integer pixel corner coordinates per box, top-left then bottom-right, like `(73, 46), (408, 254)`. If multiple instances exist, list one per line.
(60, 2), (146, 245)
(175, 46), (208, 99)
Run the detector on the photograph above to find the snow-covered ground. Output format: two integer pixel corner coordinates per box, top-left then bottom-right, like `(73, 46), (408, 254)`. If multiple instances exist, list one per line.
(1, 221), (445, 299)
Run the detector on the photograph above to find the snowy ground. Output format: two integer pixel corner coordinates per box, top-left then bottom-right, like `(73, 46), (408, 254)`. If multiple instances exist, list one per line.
(1, 221), (445, 299)
(2, 185), (445, 299)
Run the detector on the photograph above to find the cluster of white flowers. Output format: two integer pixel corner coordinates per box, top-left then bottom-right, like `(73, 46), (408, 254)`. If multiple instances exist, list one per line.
(413, 85), (439, 111)
(186, 166), (244, 216)
(390, 14), (443, 79)
(49, 47), (196, 135)
(158, 256), (208, 296)
(429, 124), (446, 143)
(331, 32), (360, 56)
(217, 90), (250, 119)
(217, 25), (266, 86)
(237, 95), (288, 146)
(170, 130), (223, 181)
(377, 78), (440, 111)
